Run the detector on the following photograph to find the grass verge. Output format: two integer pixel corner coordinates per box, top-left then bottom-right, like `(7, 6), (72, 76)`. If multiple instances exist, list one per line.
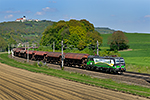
(0, 53), (150, 98)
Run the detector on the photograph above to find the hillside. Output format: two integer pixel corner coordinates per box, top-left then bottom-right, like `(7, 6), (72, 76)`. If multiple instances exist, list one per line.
(0, 21), (53, 44)
(95, 27), (115, 34)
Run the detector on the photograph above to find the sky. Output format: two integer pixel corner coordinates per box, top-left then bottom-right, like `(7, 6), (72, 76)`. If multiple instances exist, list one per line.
(0, 0), (150, 33)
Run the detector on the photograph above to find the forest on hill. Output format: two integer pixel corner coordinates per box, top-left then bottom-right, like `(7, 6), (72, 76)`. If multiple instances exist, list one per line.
(0, 20), (117, 52)
(0, 21), (53, 44)
(0, 21), (116, 45)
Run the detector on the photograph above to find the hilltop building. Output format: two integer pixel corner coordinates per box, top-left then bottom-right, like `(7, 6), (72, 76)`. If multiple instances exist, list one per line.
(16, 16), (26, 22)
(15, 16), (41, 22)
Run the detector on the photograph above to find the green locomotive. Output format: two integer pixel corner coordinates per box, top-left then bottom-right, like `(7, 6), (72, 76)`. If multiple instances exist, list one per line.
(86, 56), (126, 74)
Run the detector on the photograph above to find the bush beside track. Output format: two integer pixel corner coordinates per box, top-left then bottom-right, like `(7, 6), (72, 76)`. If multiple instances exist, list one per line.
(0, 53), (150, 98)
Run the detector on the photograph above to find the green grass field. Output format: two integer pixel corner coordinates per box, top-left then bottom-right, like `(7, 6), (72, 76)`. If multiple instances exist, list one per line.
(101, 33), (150, 73)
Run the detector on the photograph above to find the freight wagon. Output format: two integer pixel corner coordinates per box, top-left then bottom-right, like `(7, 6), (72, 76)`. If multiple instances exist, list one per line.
(12, 48), (126, 74)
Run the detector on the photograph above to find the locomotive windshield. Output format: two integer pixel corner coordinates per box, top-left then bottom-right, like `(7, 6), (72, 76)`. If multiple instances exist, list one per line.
(115, 58), (125, 64)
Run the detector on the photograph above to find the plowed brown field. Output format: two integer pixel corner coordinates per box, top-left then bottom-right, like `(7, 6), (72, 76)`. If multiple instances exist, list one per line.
(0, 62), (148, 100)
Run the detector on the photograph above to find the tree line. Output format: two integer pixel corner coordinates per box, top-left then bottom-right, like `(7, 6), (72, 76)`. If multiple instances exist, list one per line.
(0, 19), (129, 54)
(40, 19), (129, 52)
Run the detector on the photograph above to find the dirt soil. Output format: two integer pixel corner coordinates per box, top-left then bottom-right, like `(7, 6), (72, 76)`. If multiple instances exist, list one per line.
(0, 62), (149, 100)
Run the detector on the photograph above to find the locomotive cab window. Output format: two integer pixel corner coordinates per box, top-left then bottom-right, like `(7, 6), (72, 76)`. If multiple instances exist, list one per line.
(120, 58), (125, 63)
(90, 58), (93, 61)
(115, 58), (125, 64)
(87, 58), (93, 61)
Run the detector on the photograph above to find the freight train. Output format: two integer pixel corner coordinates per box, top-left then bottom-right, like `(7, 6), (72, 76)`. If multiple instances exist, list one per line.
(13, 48), (126, 74)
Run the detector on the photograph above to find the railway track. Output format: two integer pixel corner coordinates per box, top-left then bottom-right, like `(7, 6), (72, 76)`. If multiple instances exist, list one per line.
(123, 71), (150, 83)
(10, 55), (150, 87)
(61, 65), (150, 87)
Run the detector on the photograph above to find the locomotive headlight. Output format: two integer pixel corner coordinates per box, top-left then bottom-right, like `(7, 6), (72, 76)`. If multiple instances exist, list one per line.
(90, 62), (93, 65)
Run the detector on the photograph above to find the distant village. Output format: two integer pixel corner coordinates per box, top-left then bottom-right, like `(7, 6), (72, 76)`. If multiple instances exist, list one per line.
(15, 16), (41, 22)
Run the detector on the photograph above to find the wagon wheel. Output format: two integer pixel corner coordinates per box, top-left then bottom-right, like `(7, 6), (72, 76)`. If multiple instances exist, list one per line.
(73, 65), (76, 67)
(82, 65), (86, 69)
(86, 66), (89, 70)
(89, 66), (92, 70)
(118, 71), (123, 75)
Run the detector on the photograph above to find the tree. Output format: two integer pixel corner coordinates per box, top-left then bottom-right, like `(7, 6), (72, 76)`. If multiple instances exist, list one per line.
(8, 37), (17, 45)
(40, 19), (103, 50)
(77, 40), (86, 50)
(0, 36), (7, 51)
(80, 19), (94, 32)
(108, 31), (129, 50)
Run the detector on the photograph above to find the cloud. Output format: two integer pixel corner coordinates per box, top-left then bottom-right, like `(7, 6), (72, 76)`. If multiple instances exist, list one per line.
(25, 10), (31, 13)
(42, 7), (57, 12)
(1, 10), (31, 14)
(36, 7), (57, 15)
(144, 15), (150, 18)
(5, 10), (20, 13)
(42, 7), (51, 11)
(36, 12), (44, 15)
(49, 1), (56, 3)
(4, 14), (13, 19)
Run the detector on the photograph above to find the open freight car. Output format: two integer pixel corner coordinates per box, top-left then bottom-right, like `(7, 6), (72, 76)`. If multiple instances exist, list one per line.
(19, 50), (27, 58)
(26, 50), (34, 59)
(64, 53), (89, 68)
(13, 48), (25, 56)
(32, 51), (48, 61)
(45, 52), (62, 64)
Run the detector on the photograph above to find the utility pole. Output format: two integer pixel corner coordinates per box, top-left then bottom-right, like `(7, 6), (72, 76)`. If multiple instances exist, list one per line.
(8, 44), (10, 54)
(11, 44), (14, 57)
(53, 42), (55, 52)
(97, 40), (99, 56)
(61, 40), (64, 69)
(27, 42), (29, 62)
(25, 43), (26, 50)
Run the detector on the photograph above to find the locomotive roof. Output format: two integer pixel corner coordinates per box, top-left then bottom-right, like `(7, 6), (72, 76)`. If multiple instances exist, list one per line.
(88, 55), (124, 59)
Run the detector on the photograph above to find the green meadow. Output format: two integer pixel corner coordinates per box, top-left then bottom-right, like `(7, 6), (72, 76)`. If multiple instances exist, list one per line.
(101, 33), (150, 74)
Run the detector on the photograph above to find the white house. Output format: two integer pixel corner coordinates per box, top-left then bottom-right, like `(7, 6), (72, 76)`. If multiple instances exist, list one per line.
(16, 16), (26, 22)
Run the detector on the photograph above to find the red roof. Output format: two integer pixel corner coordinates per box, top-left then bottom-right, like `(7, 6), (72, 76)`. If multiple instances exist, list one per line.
(20, 50), (27, 53)
(26, 50), (34, 55)
(65, 53), (89, 60)
(46, 52), (62, 58)
(16, 18), (23, 20)
(33, 51), (48, 56)
(15, 48), (24, 52)
(13, 48), (17, 51)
